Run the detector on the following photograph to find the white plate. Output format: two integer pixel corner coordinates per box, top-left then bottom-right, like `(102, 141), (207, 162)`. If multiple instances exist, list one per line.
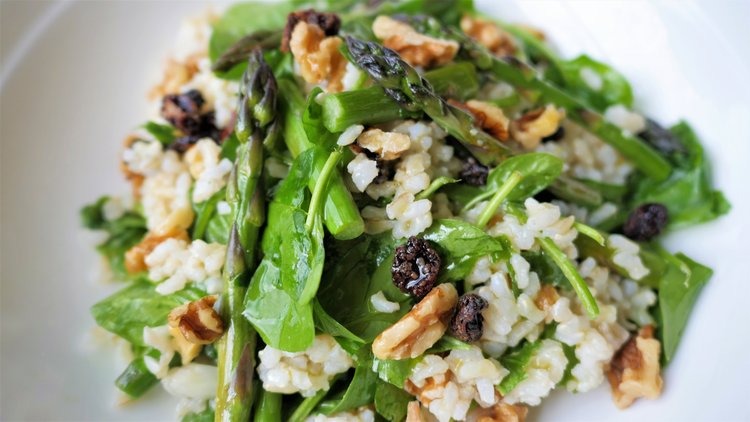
(1, 1), (749, 420)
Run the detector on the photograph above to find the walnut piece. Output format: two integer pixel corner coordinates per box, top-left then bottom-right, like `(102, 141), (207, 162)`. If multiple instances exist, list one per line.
(471, 402), (528, 422)
(357, 128), (411, 161)
(169, 325), (202, 365)
(465, 100), (510, 141)
(606, 325), (663, 409)
(510, 105), (565, 150)
(168, 296), (224, 345)
(372, 15), (459, 68)
(289, 21), (347, 93)
(282, 9), (340, 52)
(372, 283), (458, 360)
(149, 56), (201, 100)
(460, 15), (517, 57)
(124, 228), (189, 274)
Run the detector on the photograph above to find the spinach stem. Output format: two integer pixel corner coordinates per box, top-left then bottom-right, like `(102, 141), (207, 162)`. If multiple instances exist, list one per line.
(573, 221), (606, 246)
(476, 171), (523, 228)
(305, 149), (343, 232)
(288, 387), (329, 422)
(538, 236), (599, 318)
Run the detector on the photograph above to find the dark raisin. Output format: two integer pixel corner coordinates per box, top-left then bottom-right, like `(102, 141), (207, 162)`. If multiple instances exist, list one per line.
(281, 10), (341, 52)
(449, 294), (488, 342)
(623, 203), (668, 241)
(541, 125), (565, 142)
(638, 118), (686, 157)
(169, 135), (202, 153)
(459, 157), (489, 186)
(161, 90), (206, 135)
(392, 237), (441, 299)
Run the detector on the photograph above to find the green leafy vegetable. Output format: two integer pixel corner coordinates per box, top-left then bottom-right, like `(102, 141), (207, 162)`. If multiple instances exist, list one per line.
(319, 365), (377, 415)
(463, 153), (564, 211)
(313, 299), (366, 346)
(498, 340), (543, 394)
(538, 237), (599, 318)
(142, 121), (178, 145)
(208, 1), (295, 79)
(91, 282), (202, 346)
(374, 381), (412, 422)
(416, 176), (459, 200)
(558, 55), (634, 111)
(423, 219), (511, 282)
(630, 121), (730, 229)
(81, 196), (148, 280)
(372, 357), (420, 389)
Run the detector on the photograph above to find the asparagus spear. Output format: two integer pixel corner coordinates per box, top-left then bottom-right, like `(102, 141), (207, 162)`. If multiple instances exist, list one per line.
(215, 49), (277, 422)
(341, 36), (512, 166)
(211, 29), (283, 73)
(407, 15), (671, 181)
(321, 62), (479, 132)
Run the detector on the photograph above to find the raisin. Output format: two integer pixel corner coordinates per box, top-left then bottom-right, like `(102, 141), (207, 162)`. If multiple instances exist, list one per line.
(449, 294), (488, 342)
(541, 125), (565, 142)
(281, 9), (341, 52)
(392, 237), (441, 299)
(638, 118), (686, 157)
(459, 157), (489, 186)
(161, 90), (205, 134)
(623, 203), (668, 241)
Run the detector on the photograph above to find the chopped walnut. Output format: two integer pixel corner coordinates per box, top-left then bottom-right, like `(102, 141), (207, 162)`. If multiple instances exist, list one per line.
(372, 15), (459, 68)
(282, 9), (340, 52)
(465, 100), (510, 141)
(460, 15), (517, 57)
(510, 105), (565, 150)
(124, 228), (189, 274)
(372, 283), (458, 360)
(606, 325), (663, 409)
(149, 55), (201, 100)
(119, 135), (145, 199)
(357, 128), (411, 162)
(168, 325), (202, 365)
(168, 296), (224, 346)
(471, 402), (528, 422)
(289, 21), (347, 92)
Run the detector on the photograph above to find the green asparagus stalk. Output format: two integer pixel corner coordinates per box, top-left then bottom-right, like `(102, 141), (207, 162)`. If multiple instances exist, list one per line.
(408, 16), (671, 181)
(341, 36), (512, 166)
(215, 49), (277, 422)
(321, 62), (479, 132)
(211, 29), (283, 72)
(278, 78), (365, 240)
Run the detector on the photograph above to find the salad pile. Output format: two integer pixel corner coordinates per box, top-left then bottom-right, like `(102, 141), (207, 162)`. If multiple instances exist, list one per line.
(81, 1), (730, 421)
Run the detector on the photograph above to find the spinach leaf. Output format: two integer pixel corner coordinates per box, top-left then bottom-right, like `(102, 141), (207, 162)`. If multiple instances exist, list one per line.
(318, 233), (408, 341)
(313, 299), (365, 346)
(497, 340), (543, 395)
(522, 250), (569, 289)
(558, 54), (634, 111)
(423, 219), (511, 282)
(319, 365), (378, 415)
(192, 188), (225, 240)
(372, 357), (420, 389)
(630, 122), (730, 229)
(374, 380), (412, 422)
(244, 148), (334, 351)
(427, 336), (472, 353)
(182, 407), (214, 422)
(142, 121), (178, 145)
(91, 282), (202, 346)
(558, 342), (579, 387)
(81, 196), (148, 280)
(208, 1), (294, 79)
(416, 176), (459, 200)
(653, 250), (712, 364)
(464, 153), (563, 210)
(220, 132), (240, 162)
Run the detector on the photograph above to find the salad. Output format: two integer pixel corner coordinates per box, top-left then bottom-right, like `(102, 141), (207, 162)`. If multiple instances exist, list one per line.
(81, 1), (730, 421)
